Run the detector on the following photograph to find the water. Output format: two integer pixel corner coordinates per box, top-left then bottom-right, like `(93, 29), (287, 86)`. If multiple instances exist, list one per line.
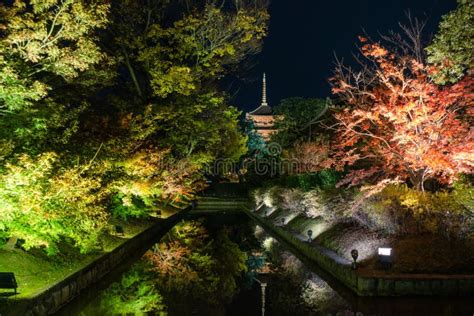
(57, 216), (474, 316)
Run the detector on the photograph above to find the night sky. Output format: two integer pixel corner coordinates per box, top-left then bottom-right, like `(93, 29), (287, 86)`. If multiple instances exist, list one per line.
(234, 0), (457, 113)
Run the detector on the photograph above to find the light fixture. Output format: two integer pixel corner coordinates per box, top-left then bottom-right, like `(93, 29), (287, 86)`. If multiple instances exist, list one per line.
(351, 249), (358, 270)
(378, 247), (393, 269)
(378, 247), (391, 256)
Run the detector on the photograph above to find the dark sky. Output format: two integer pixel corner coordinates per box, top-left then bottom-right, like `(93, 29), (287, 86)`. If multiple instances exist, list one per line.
(234, 0), (457, 113)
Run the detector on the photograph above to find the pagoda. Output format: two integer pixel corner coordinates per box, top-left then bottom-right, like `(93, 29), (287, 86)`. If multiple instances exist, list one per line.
(246, 73), (277, 140)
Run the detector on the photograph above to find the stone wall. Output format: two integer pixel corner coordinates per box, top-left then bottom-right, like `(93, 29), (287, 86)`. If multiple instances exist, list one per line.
(1, 211), (187, 316)
(244, 208), (474, 297)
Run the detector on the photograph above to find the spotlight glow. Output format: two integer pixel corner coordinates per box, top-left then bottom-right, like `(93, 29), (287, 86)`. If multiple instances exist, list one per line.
(378, 247), (392, 256)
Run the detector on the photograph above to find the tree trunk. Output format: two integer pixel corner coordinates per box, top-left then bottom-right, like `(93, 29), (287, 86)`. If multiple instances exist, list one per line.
(5, 236), (18, 250)
(121, 47), (143, 99)
(408, 168), (427, 192)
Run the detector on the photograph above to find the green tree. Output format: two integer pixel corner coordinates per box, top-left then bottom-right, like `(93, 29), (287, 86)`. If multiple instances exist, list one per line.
(104, 0), (266, 159)
(0, 0), (111, 157)
(0, 0), (114, 254)
(0, 153), (109, 254)
(94, 0), (267, 214)
(245, 120), (269, 158)
(272, 97), (328, 148)
(0, 0), (269, 253)
(426, 0), (474, 84)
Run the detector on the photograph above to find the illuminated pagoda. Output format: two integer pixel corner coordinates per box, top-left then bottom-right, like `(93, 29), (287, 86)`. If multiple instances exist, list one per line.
(246, 73), (277, 140)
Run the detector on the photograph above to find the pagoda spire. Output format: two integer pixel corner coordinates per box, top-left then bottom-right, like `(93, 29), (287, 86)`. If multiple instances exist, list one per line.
(261, 73), (268, 106)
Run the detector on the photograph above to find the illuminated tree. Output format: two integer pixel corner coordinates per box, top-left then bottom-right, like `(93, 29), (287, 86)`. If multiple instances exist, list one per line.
(0, 0), (113, 253)
(246, 120), (268, 157)
(289, 137), (334, 174)
(330, 37), (473, 191)
(426, 0), (474, 84)
(0, 153), (109, 254)
(0, 0), (269, 253)
(0, 0), (112, 157)
(94, 0), (267, 212)
(103, 0), (267, 158)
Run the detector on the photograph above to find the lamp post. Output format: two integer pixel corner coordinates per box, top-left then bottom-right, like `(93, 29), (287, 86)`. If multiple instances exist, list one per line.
(351, 249), (358, 270)
(307, 229), (313, 243)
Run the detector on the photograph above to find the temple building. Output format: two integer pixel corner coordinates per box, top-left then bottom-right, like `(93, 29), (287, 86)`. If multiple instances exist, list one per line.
(246, 73), (277, 140)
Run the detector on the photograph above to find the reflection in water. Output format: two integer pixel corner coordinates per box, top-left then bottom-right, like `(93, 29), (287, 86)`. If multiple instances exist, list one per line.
(255, 223), (474, 316)
(57, 218), (474, 316)
(259, 229), (350, 316)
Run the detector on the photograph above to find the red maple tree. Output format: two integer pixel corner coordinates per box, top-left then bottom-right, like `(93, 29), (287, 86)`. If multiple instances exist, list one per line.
(290, 137), (334, 174)
(330, 37), (473, 190)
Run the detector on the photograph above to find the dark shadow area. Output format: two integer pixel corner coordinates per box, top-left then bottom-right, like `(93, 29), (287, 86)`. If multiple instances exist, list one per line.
(0, 292), (17, 298)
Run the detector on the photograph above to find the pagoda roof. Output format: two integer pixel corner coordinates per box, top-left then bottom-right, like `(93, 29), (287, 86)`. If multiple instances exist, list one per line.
(248, 104), (273, 115)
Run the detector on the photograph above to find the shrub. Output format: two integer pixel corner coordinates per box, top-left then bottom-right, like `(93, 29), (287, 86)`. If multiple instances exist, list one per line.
(301, 189), (349, 222)
(260, 186), (286, 208)
(280, 188), (304, 213)
(255, 179), (473, 239)
(254, 185), (351, 223)
(280, 251), (304, 277)
(350, 181), (474, 238)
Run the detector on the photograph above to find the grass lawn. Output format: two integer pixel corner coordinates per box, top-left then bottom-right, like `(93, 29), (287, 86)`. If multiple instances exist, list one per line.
(0, 218), (154, 299)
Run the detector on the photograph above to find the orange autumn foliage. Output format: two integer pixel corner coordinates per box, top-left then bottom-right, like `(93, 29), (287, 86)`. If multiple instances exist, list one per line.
(330, 39), (473, 190)
(290, 138), (334, 174)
